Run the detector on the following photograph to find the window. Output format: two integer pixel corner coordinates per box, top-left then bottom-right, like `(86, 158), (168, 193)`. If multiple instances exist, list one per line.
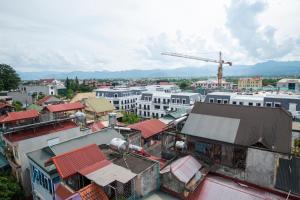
(217, 99), (222, 104)
(114, 93), (118, 98)
(147, 112), (150, 117)
(154, 105), (160, 109)
(161, 114), (164, 117)
(232, 101), (237, 105)
(239, 102), (243, 105)
(248, 102), (253, 106)
(266, 102), (272, 107)
(176, 99), (180, 104)
(274, 102), (281, 107)
(172, 98), (176, 103)
(256, 103), (261, 106)
(147, 105), (150, 110)
(209, 98), (214, 103)
(182, 99), (186, 104)
(223, 99), (228, 104)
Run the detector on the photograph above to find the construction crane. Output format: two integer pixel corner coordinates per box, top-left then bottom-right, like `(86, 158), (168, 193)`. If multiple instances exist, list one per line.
(161, 51), (232, 88)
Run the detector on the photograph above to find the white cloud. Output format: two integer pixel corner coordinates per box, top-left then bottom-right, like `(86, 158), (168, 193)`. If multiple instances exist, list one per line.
(0, 0), (299, 72)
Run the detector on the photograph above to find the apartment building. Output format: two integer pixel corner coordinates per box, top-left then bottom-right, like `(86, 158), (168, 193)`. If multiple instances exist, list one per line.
(238, 77), (262, 91)
(193, 79), (231, 89)
(95, 87), (144, 112)
(205, 91), (300, 117)
(277, 78), (300, 93)
(137, 91), (200, 118)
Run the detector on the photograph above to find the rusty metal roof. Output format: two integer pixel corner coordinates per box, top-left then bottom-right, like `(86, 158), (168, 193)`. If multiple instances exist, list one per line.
(52, 144), (107, 179)
(128, 119), (166, 139)
(161, 155), (201, 184)
(0, 109), (39, 123)
(45, 102), (84, 113)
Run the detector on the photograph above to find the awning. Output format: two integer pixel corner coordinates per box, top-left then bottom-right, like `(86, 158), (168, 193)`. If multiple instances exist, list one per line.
(85, 163), (136, 186)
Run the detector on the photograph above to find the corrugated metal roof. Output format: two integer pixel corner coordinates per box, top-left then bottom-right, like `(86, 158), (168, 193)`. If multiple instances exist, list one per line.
(45, 102), (85, 113)
(275, 156), (300, 196)
(187, 175), (286, 200)
(161, 155), (201, 184)
(52, 144), (107, 179)
(50, 128), (124, 155)
(70, 92), (96, 103)
(182, 103), (292, 154)
(79, 183), (109, 200)
(0, 109), (39, 123)
(128, 119), (166, 139)
(3, 120), (78, 143)
(55, 183), (74, 200)
(84, 97), (115, 113)
(182, 113), (240, 144)
(90, 121), (106, 132)
(85, 163), (137, 186)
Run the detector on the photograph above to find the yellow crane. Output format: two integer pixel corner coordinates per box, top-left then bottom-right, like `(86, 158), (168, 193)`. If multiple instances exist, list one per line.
(161, 51), (232, 88)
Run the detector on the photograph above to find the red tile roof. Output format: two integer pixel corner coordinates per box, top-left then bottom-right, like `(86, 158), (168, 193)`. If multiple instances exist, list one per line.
(52, 144), (107, 179)
(128, 119), (166, 139)
(0, 110), (39, 123)
(78, 160), (111, 176)
(45, 102), (85, 113)
(55, 183), (74, 199)
(3, 121), (78, 143)
(0, 102), (13, 109)
(79, 183), (109, 200)
(187, 175), (287, 200)
(36, 96), (52, 106)
(90, 121), (106, 132)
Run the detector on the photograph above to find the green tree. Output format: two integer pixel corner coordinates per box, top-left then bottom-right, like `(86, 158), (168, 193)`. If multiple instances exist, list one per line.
(75, 76), (79, 91)
(122, 112), (140, 124)
(65, 77), (70, 89)
(66, 88), (74, 99)
(12, 101), (23, 111)
(0, 173), (24, 200)
(0, 64), (21, 91)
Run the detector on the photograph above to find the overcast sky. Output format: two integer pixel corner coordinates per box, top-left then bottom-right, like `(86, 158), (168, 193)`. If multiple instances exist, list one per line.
(1, 0), (300, 72)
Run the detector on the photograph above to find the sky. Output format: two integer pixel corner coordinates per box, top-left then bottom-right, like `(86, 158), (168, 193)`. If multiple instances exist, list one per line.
(0, 0), (300, 72)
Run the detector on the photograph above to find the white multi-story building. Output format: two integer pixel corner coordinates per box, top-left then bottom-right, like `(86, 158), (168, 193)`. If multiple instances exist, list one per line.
(193, 79), (231, 89)
(277, 79), (300, 94)
(95, 87), (144, 112)
(205, 91), (300, 118)
(137, 91), (200, 118)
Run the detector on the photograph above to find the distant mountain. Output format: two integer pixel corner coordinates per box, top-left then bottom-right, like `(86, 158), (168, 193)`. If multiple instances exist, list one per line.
(18, 60), (300, 80)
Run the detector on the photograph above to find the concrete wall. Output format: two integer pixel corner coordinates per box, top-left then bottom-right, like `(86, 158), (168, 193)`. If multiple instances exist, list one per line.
(263, 97), (300, 111)
(139, 162), (160, 197)
(204, 94), (231, 103)
(161, 172), (185, 195)
(9, 126), (85, 195)
(245, 148), (279, 188)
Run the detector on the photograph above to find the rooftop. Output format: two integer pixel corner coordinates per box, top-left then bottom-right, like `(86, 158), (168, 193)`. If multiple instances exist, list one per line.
(52, 144), (108, 179)
(3, 120), (78, 143)
(187, 174), (288, 200)
(128, 119), (166, 139)
(44, 102), (85, 113)
(70, 92), (96, 103)
(0, 109), (39, 123)
(182, 102), (292, 154)
(84, 97), (115, 113)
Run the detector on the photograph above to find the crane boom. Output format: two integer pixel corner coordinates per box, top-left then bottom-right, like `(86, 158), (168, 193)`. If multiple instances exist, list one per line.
(162, 52), (219, 63)
(161, 51), (232, 88)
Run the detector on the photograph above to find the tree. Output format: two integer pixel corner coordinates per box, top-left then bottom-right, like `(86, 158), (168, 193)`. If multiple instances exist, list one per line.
(66, 88), (74, 99)
(0, 64), (21, 91)
(12, 101), (23, 111)
(65, 77), (70, 89)
(75, 76), (79, 91)
(121, 112), (140, 124)
(0, 173), (24, 200)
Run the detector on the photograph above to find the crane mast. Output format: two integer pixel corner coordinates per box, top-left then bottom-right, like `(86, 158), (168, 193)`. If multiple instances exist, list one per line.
(162, 51), (232, 88)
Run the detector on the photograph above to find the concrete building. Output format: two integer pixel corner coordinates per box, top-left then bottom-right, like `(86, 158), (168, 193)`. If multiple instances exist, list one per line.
(137, 91), (200, 119)
(193, 79), (231, 89)
(95, 88), (143, 112)
(277, 78), (300, 93)
(180, 103), (292, 192)
(205, 91), (300, 118)
(27, 128), (124, 200)
(238, 77), (262, 91)
(1, 116), (83, 195)
(160, 155), (205, 198)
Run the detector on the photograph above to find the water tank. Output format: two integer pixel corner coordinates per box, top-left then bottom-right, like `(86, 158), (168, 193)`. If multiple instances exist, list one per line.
(109, 138), (128, 152)
(128, 144), (143, 151)
(109, 113), (117, 127)
(175, 141), (187, 149)
(74, 111), (86, 123)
